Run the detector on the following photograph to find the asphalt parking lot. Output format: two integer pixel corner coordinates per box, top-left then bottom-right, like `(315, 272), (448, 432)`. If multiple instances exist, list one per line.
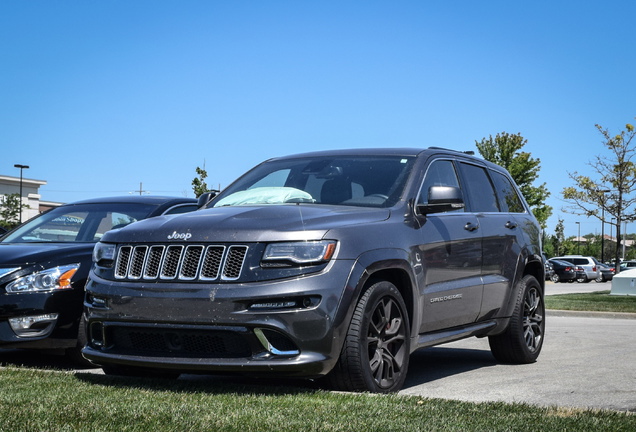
(1, 279), (634, 412)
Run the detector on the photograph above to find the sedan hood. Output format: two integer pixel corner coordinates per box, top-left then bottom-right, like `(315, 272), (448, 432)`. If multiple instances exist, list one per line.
(101, 205), (391, 243)
(0, 243), (94, 267)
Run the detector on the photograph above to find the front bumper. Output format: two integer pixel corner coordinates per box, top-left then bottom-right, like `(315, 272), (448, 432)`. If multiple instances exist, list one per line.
(0, 289), (82, 349)
(83, 259), (357, 377)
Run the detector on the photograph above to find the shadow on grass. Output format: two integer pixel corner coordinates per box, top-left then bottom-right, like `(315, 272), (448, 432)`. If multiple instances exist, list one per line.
(75, 371), (322, 396)
(0, 348), (98, 371)
(72, 345), (497, 395)
(2, 344), (498, 395)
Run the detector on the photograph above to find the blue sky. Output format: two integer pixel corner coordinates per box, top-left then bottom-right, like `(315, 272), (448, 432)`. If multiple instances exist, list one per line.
(1, 1), (635, 238)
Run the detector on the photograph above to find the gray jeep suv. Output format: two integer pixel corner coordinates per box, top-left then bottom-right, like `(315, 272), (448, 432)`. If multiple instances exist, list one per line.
(83, 148), (545, 393)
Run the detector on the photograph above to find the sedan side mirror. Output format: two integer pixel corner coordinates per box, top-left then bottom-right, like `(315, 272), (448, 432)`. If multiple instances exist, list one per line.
(416, 185), (465, 215)
(197, 191), (218, 208)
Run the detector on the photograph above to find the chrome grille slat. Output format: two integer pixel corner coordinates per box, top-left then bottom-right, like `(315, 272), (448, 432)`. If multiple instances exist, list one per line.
(161, 246), (184, 279)
(200, 246), (225, 280)
(143, 246), (165, 279)
(129, 246), (148, 279)
(115, 246), (132, 279)
(223, 246), (248, 280)
(179, 246), (204, 280)
(114, 244), (248, 282)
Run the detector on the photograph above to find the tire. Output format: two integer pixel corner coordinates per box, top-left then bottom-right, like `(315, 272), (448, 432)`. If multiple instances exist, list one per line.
(489, 275), (544, 364)
(576, 276), (587, 283)
(65, 314), (93, 366)
(327, 281), (410, 393)
(102, 365), (180, 379)
(595, 275), (604, 283)
(550, 273), (559, 283)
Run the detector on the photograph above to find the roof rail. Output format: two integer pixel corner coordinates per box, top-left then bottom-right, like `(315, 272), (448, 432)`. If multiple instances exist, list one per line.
(428, 146), (475, 156)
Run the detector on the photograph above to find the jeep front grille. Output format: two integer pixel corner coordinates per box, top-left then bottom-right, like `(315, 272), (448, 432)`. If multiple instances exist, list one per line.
(114, 245), (248, 281)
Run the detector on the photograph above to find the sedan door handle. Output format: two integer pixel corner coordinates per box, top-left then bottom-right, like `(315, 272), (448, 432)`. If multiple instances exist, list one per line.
(505, 221), (518, 229)
(464, 222), (480, 232)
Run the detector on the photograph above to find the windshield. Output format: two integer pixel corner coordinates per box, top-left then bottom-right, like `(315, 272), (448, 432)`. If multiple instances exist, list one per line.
(212, 155), (416, 208)
(1, 202), (159, 244)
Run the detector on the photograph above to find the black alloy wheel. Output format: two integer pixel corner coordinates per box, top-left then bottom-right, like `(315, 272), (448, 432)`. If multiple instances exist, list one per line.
(489, 275), (545, 363)
(327, 281), (410, 393)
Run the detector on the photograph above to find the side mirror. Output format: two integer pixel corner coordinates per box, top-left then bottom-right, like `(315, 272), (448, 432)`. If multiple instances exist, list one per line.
(416, 186), (465, 215)
(197, 191), (218, 208)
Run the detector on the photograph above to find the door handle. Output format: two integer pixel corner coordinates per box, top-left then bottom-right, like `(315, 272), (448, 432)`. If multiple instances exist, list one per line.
(505, 221), (518, 229)
(464, 222), (480, 232)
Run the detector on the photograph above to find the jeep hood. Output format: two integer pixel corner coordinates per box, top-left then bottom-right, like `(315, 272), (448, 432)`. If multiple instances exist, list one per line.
(101, 205), (391, 243)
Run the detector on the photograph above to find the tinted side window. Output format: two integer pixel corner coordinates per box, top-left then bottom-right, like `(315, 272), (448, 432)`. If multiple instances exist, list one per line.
(418, 159), (464, 212)
(490, 170), (525, 213)
(459, 163), (499, 213)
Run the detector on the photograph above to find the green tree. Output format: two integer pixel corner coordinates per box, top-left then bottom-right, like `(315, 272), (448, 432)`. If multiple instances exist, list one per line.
(0, 193), (29, 230)
(562, 117), (636, 271)
(192, 166), (210, 198)
(476, 132), (552, 229)
(551, 218), (566, 256)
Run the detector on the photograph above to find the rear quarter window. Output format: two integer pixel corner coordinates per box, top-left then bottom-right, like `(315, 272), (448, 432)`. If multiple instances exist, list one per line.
(490, 170), (525, 213)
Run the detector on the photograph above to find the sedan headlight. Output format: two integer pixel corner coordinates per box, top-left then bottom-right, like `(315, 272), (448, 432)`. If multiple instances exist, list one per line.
(5, 264), (80, 293)
(262, 241), (337, 265)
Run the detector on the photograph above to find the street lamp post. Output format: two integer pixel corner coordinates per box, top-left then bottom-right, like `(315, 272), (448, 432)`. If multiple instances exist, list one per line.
(13, 164), (29, 224)
(576, 221), (581, 255)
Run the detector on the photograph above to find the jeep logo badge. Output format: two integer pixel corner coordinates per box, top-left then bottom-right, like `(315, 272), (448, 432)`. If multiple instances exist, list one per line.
(167, 231), (192, 241)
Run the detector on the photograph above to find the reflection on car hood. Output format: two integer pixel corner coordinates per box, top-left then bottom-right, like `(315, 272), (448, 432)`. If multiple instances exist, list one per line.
(0, 243), (94, 267)
(101, 205), (392, 243)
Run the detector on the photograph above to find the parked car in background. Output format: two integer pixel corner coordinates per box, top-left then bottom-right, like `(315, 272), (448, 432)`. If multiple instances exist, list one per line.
(619, 261), (636, 272)
(551, 256), (599, 283)
(0, 227), (6, 237)
(542, 252), (554, 281)
(83, 147), (545, 393)
(0, 196), (197, 362)
(548, 259), (581, 283)
(596, 263), (615, 282)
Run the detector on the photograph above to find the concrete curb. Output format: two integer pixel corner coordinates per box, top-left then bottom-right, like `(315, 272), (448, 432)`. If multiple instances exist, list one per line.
(547, 309), (636, 320)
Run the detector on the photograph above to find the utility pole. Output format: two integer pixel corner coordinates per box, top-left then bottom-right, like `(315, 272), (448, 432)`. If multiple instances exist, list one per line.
(130, 182), (149, 195)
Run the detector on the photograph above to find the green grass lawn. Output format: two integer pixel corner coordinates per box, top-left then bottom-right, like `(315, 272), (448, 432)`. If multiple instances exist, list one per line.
(2, 290), (635, 431)
(0, 367), (634, 432)
(545, 290), (636, 313)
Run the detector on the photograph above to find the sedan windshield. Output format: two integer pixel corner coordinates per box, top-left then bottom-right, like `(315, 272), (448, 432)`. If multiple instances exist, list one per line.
(213, 155), (416, 208)
(1, 203), (159, 244)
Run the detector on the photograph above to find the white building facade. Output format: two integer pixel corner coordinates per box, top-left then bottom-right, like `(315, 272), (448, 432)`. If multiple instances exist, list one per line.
(0, 174), (48, 223)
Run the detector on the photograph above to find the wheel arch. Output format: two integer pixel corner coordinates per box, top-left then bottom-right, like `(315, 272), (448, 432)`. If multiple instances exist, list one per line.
(338, 249), (417, 340)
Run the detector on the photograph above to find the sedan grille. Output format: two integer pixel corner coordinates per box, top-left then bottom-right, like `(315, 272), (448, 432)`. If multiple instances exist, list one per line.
(114, 244), (248, 281)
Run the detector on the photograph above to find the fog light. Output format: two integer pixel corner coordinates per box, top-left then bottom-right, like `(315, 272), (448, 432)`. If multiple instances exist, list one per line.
(8, 313), (58, 338)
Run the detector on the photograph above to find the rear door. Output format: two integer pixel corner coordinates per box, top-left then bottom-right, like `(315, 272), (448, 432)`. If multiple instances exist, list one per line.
(457, 163), (526, 320)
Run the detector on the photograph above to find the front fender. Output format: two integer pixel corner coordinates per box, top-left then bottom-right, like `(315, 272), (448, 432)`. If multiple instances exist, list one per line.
(330, 248), (417, 351)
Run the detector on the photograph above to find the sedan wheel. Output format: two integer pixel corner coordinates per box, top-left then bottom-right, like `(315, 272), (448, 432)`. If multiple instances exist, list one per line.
(550, 273), (559, 283)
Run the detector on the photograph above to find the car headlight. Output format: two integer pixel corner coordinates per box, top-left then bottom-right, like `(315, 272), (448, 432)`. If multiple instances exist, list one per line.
(262, 241), (337, 265)
(5, 264), (80, 294)
(93, 242), (116, 264)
